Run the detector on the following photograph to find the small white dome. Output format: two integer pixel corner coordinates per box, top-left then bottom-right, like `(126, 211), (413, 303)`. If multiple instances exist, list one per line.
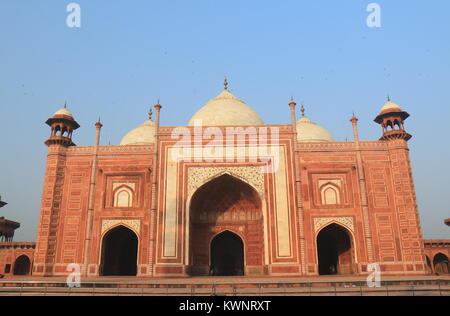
(188, 90), (264, 126)
(120, 120), (155, 145)
(53, 108), (74, 118)
(380, 101), (402, 113)
(297, 116), (334, 142)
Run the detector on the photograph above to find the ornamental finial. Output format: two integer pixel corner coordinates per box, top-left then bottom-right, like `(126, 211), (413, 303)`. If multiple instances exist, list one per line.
(148, 108), (153, 120)
(224, 78), (229, 90)
(301, 104), (306, 117)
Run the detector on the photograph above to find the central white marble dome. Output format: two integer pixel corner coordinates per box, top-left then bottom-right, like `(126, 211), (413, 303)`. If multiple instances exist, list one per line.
(188, 89), (264, 126)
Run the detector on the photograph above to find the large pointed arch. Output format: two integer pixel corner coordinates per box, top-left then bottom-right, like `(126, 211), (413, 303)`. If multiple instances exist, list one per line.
(188, 174), (265, 276)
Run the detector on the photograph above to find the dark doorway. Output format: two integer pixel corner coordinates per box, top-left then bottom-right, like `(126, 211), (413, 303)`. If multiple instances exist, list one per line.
(211, 231), (244, 276)
(433, 253), (450, 275)
(13, 255), (31, 276)
(101, 226), (138, 276)
(317, 224), (353, 275)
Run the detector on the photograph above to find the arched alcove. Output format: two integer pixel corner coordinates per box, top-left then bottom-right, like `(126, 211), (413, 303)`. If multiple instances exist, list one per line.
(113, 186), (134, 208)
(320, 183), (341, 205)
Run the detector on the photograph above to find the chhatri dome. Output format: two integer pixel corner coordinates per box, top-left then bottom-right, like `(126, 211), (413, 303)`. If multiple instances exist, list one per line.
(379, 96), (403, 114)
(296, 104), (334, 142)
(120, 109), (156, 145)
(52, 103), (74, 119)
(188, 79), (264, 126)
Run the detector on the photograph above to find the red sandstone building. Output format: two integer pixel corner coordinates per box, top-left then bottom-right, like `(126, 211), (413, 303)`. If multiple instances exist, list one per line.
(424, 240), (450, 275)
(0, 217), (19, 243)
(0, 198), (7, 209)
(0, 199), (36, 277)
(1, 85), (449, 278)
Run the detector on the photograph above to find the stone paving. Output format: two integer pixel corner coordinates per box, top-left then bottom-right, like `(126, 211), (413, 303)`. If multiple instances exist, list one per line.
(1, 275), (449, 296)
(2, 275), (449, 284)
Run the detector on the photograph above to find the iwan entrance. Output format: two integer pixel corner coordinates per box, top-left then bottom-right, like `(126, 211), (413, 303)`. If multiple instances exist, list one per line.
(189, 174), (264, 276)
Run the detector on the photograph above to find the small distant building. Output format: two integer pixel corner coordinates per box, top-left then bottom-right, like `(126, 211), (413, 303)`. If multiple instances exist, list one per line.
(0, 197), (7, 209)
(0, 217), (20, 242)
(0, 242), (35, 277)
(0, 216), (35, 278)
(424, 240), (450, 275)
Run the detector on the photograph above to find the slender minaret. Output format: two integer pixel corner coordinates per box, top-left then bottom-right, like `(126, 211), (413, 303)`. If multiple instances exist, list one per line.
(149, 100), (162, 276)
(350, 113), (374, 262)
(350, 113), (360, 141)
(289, 98), (307, 275)
(82, 118), (103, 277)
(289, 97), (297, 126)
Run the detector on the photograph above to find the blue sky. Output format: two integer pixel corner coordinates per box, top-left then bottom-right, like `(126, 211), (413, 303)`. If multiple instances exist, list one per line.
(0, 1), (449, 241)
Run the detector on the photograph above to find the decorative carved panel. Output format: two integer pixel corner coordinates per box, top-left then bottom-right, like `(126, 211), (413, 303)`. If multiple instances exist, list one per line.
(101, 219), (141, 235)
(314, 217), (354, 234)
(187, 166), (265, 197)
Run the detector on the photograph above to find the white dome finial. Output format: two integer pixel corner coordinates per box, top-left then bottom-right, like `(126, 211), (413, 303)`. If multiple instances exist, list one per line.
(148, 108), (153, 120)
(300, 104), (306, 117)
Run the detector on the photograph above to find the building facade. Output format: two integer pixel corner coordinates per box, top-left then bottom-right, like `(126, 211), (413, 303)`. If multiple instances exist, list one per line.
(29, 86), (431, 278)
(0, 242), (35, 277)
(0, 211), (35, 278)
(424, 240), (450, 275)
